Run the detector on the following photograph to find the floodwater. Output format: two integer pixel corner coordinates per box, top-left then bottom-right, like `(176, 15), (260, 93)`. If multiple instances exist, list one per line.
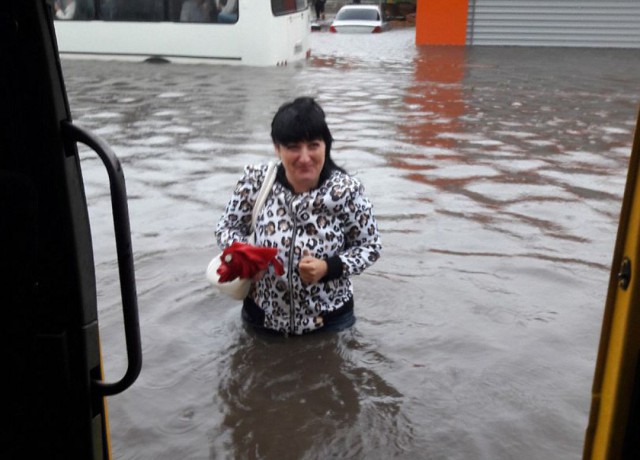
(61, 28), (640, 459)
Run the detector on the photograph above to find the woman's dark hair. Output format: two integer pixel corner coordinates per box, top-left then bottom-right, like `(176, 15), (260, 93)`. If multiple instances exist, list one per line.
(271, 97), (345, 175)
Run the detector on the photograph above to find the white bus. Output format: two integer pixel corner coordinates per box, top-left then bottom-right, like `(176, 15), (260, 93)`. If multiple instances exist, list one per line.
(53, 0), (311, 66)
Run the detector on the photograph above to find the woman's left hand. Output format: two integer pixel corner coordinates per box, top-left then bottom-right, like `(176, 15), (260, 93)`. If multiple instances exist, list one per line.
(299, 250), (328, 284)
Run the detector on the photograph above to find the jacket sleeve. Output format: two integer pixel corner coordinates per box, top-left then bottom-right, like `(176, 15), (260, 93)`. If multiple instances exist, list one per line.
(215, 165), (263, 249)
(337, 179), (382, 277)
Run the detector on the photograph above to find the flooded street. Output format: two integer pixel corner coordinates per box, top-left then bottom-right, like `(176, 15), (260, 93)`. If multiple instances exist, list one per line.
(62, 28), (640, 459)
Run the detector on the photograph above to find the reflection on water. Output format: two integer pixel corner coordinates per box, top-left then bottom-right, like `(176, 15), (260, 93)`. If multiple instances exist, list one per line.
(402, 45), (466, 150)
(212, 329), (412, 459)
(60, 28), (640, 459)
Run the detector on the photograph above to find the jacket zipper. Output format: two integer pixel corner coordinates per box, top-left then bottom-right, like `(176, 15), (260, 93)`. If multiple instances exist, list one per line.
(286, 196), (298, 336)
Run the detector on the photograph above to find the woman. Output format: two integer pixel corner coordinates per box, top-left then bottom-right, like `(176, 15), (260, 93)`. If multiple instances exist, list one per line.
(216, 97), (381, 335)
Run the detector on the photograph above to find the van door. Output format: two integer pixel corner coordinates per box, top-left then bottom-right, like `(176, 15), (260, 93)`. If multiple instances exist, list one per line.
(1, 1), (141, 458)
(583, 108), (640, 459)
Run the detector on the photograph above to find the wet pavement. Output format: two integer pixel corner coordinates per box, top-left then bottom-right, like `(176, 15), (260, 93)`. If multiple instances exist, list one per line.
(61, 28), (640, 459)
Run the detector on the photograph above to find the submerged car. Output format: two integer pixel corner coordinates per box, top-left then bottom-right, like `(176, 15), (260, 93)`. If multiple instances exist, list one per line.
(329, 4), (390, 33)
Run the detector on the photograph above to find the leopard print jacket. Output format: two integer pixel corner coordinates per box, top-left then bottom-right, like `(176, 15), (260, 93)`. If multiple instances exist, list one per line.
(216, 163), (381, 335)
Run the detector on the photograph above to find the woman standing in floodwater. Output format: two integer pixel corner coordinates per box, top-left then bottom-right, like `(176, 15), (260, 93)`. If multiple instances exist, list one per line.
(215, 97), (381, 335)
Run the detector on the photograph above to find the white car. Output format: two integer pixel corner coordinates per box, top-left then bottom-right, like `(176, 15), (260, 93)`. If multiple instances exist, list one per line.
(329, 4), (390, 34)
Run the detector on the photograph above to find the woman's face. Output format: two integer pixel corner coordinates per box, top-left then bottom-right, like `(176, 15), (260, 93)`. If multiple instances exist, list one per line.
(275, 139), (326, 193)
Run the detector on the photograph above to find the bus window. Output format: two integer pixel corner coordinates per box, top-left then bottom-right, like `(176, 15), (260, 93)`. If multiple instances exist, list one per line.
(99, 0), (165, 22)
(272, 0), (307, 16)
(98, 0), (117, 19)
(54, 0), (95, 20)
(176, 0), (218, 23)
(217, 0), (238, 24)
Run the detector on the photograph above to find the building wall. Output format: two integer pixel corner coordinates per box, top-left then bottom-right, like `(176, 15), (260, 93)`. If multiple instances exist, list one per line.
(323, 0), (416, 15)
(324, 0), (342, 14)
(467, 0), (640, 48)
(416, 0), (467, 45)
(415, 0), (640, 48)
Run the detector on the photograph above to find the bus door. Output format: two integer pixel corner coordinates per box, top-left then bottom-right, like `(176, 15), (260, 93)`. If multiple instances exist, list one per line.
(583, 108), (640, 460)
(1, 1), (141, 458)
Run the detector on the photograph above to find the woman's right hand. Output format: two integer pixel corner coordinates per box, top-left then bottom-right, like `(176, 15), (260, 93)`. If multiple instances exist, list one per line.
(298, 250), (328, 284)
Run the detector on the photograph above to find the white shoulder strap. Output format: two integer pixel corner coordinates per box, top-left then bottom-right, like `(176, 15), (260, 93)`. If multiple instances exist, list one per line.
(251, 161), (278, 228)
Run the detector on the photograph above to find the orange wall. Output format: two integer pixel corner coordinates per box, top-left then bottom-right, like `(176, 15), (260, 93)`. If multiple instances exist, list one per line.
(416, 0), (468, 46)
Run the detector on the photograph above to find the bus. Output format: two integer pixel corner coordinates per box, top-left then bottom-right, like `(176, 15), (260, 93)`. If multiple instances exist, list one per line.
(53, 0), (311, 66)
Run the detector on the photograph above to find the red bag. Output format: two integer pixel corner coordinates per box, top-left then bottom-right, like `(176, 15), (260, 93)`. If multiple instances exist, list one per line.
(216, 242), (284, 282)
